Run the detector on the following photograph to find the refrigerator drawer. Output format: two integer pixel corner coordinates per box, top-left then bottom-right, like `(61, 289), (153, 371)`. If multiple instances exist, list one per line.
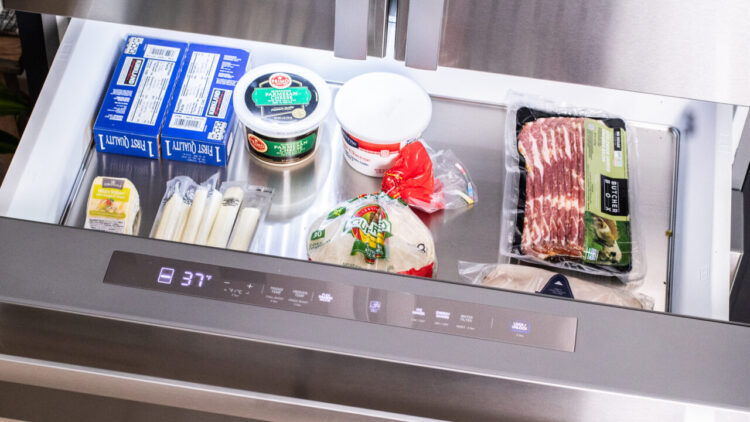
(0, 18), (745, 418)
(0, 18), (731, 319)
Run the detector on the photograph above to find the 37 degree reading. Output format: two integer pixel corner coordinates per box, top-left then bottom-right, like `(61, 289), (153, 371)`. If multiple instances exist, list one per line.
(158, 266), (212, 287)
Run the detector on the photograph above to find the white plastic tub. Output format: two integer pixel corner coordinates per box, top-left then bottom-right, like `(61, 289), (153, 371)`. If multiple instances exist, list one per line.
(334, 72), (432, 177)
(233, 63), (332, 166)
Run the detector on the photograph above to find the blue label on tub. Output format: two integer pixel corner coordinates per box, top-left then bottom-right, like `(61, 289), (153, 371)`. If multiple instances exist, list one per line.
(342, 130), (359, 149)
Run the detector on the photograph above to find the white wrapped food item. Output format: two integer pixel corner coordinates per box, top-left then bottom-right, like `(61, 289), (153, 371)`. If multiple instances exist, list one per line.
(151, 176), (193, 241)
(207, 186), (243, 248)
(84, 176), (141, 235)
(460, 262), (653, 310)
(194, 189), (222, 246)
(307, 193), (436, 277)
(150, 174), (273, 251)
(228, 207), (261, 251)
(225, 183), (273, 252)
(151, 173), (223, 243)
(180, 187), (208, 244)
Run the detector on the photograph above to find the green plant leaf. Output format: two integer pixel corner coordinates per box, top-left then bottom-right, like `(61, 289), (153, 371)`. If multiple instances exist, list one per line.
(0, 98), (27, 115)
(0, 85), (29, 116)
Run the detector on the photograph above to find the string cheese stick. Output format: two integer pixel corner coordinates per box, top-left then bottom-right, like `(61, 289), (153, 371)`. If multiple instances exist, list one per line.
(228, 207), (261, 251)
(180, 187), (208, 243)
(170, 194), (191, 241)
(207, 187), (243, 248)
(154, 192), (182, 240)
(194, 189), (222, 246)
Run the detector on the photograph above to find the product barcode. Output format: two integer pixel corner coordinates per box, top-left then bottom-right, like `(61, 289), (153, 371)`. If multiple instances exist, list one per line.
(152, 48), (175, 58)
(170, 114), (206, 132)
(144, 45), (180, 61)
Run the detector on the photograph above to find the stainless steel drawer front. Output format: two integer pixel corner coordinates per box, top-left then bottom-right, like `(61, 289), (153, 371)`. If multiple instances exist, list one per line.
(105, 251), (578, 352)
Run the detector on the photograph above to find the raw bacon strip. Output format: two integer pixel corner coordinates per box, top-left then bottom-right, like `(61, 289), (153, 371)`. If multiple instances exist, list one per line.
(528, 120), (547, 256)
(527, 120), (547, 257)
(517, 123), (535, 254)
(518, 121), (541, 256)
(539, 120), (553, 253)
(568, 119), (580, 254)
(517, 116), (586, 259)
(554, 120), (568, 254)
(564, 118), (583, 257)
(576, 119), (585, 253)
(549, 118), (563, 254)
(557, 123), (573, 255)
(541, 119), (557, 254)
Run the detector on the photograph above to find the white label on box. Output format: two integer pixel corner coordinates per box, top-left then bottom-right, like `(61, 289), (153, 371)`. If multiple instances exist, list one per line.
(207, 121), (227, 140)
(174, 52), (220, 116)
(143, 44), (181, 61)
(116, 57), (143, 86)
(206, 88), (232, 119)
(126, 60), (175, 126)
(124, 37), (143, 55)
(169, 113), (206, 132)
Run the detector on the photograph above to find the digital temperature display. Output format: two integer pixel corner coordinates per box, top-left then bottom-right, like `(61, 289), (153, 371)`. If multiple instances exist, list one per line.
(103, 251), (578, 352)
(157, 267), (212, 287)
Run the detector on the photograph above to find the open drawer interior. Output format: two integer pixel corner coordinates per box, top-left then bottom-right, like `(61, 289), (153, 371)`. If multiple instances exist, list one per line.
(0, 19), (735, 321)
(58, 86), (678, 312)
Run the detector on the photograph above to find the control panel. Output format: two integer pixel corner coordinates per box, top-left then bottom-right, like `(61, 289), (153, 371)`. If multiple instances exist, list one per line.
(105, 251), (577, 352)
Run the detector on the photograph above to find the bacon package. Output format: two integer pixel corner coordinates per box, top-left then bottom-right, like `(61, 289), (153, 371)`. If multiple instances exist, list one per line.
(501, 97), (645, 282)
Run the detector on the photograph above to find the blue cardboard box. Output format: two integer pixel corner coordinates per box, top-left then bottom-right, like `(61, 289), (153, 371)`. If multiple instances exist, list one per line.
(93, 36), (187, 159)
(161, 44), (250, 166)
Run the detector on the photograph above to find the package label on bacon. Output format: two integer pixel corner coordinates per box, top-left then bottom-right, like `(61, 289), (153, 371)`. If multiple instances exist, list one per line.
(582, 119), (631, 265)
(502, 101), (644, 281)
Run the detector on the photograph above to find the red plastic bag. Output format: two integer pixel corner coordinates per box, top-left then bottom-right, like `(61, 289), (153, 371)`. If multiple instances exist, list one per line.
(382, 140), (478, 213)
(382, 141), (443, 212)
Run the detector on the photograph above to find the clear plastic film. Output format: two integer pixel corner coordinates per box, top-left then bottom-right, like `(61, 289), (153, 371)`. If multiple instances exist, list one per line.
(306, 192), (436, 277)
(150, 173), (273, 251)
(458, 261), (654, 310)
(224, 183), (274, 252)
(501, 93), (646, 282)
(150, 173), (219, 242)
(381, 140), (478, 214)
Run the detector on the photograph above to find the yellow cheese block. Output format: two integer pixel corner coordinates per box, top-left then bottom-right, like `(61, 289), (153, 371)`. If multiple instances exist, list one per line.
(84, 176), (141, 235)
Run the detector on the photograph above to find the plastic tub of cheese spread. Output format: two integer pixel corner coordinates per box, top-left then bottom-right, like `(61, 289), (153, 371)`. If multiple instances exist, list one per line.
(334, 72), (432, 177)
(234, 63), (332, 166)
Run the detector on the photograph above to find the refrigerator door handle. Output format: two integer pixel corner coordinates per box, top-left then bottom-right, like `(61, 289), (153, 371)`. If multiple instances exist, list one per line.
(0, 353), (435, 422)
(404, 0), (444, 70)
(334, 0), (369, 60)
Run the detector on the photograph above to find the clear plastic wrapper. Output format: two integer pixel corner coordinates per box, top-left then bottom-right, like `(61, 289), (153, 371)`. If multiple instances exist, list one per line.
(381, 140), (477, 213)
(501, 93), (645, 282)
(150, 174), (273, 251)
(458, 261), (654, 310)
(194, 187), (223, 246)
(429, 145), (477, 211)
(306, 192), (436, 277)
(223, 182), (274, 252)
(206, 184), (244, 248)
(150, 174), (219, 241)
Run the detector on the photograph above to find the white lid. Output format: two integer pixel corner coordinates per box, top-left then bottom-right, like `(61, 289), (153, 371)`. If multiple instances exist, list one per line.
(233, 63), (332, 138)
(334, 72), (432, 145)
